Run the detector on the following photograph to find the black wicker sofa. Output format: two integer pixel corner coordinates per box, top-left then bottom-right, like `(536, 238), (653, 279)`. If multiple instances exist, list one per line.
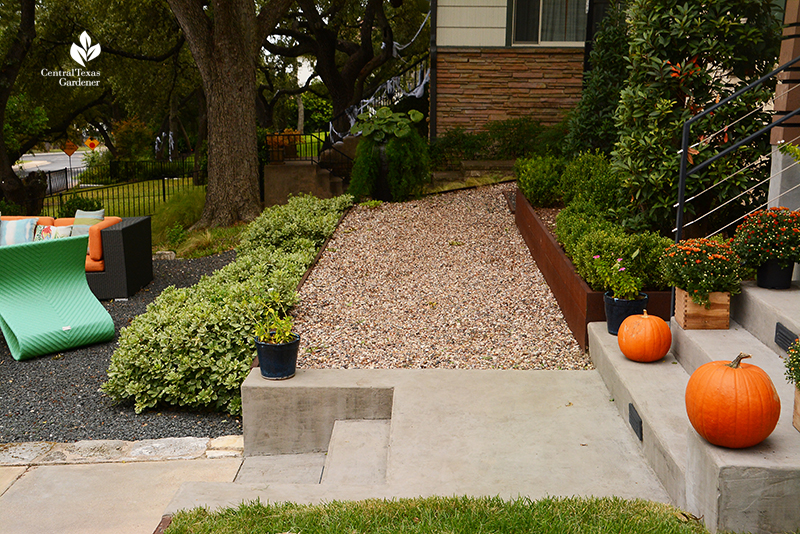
(86, 216), (153, 300)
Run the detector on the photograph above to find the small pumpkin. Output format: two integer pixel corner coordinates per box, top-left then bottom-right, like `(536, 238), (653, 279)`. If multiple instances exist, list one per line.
(685, 353), (781, 449)
(617, 310), (672, 362)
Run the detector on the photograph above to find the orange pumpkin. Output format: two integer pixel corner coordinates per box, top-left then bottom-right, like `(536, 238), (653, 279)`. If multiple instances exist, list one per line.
(685, 353), (781, 448)
(617, 310), (672, 362)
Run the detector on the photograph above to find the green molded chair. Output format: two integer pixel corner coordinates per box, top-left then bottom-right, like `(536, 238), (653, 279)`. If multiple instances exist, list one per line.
(0, 235), (115, 361)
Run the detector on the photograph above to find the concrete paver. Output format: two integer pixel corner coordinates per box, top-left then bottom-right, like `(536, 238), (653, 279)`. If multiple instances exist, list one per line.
(0, 467), (25, 495)
(0, 458), (242, 534)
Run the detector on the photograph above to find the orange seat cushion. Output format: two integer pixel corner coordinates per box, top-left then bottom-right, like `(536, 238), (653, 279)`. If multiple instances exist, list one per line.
(85, 256), (105, 272)
(55, 217), (122, 261)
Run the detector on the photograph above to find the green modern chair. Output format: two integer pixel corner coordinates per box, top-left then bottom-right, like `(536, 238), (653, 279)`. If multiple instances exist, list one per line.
(0, 235), (115, 360)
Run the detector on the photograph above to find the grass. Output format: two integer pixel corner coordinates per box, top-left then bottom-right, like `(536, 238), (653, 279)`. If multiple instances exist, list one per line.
(164, 224), (247, 258)
(423, 173), (515, 195)
(165, 495), (712, 534)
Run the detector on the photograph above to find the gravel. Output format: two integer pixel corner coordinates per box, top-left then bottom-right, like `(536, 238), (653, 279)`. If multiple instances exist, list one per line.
(294, 182), (588, 371)
(0, 183), (588, 444)
(0, 250), (243, 444)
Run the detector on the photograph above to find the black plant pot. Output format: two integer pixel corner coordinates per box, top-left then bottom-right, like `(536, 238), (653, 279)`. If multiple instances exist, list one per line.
(756, 259), (795, 290)
(604, 292), (649, 336)
(255, 333), (300, 380)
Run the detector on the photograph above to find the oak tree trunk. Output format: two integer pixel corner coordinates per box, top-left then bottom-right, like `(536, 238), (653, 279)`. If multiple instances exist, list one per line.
(166, 0), (292, 228)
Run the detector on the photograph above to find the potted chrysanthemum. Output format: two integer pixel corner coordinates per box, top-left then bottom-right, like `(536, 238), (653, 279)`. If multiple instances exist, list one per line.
(786, 338), (800, 433)
(661, 237), (743, 329)
(731, 207), (800, 289)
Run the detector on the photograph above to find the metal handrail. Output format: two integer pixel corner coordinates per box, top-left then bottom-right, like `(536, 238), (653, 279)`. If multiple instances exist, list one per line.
(675, 54), (800, 242)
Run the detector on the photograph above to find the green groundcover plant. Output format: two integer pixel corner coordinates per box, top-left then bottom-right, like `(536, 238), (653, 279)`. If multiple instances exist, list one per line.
(165, 495), (710, 534)
(102, 194), (353, 415)
(731, 207), (800, 269)
(661, 237), (743, 308)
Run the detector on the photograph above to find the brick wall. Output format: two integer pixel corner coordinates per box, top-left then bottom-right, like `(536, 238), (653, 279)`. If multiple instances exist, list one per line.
(434, 47), (585, 135)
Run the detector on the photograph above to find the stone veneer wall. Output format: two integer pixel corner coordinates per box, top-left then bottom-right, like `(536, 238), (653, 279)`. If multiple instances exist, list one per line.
(435, 47), (585, 134)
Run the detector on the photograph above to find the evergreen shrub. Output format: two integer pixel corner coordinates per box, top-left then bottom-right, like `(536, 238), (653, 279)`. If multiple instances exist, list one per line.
(515, 155), (565, 208)
(102, 194), (353, 415)
(57, 195), (103, 218)
(559, 151), (621, 212)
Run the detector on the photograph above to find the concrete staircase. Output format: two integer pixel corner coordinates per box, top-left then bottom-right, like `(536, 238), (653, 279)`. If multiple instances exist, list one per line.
(589, 280), (800, 534)
(164, 369), (671, 517)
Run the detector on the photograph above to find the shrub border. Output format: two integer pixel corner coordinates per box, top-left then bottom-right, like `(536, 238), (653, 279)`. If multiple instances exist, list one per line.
(514, 186), (671, 350)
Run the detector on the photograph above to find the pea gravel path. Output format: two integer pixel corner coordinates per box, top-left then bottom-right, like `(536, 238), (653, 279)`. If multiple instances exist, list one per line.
(294, 182), (588, 370)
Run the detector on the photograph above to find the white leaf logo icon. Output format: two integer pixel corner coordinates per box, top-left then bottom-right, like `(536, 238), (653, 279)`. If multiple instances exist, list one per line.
(70, 31), (101, 67)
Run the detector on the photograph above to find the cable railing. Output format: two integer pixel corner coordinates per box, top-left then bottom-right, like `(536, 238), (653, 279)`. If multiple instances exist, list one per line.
(675, 54), (800, 242)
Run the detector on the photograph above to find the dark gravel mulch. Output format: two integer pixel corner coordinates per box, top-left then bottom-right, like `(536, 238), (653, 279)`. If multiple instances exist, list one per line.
(0, 251), (244, 444)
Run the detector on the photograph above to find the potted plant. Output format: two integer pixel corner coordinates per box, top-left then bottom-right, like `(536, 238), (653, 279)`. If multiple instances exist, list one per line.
(254, 306), (300, 380)
(661, 237), (743, 329)
(786, 338), (800, 433)
(731, 207), (800, 289)
(593, 254), (648, 335)
(348, 107), (429, 202)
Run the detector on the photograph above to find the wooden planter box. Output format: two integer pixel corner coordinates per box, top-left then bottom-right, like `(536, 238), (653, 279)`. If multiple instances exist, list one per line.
(674, 288), (730, 330)
(514, 186), (672, 350)
(794, 387), (800, 433)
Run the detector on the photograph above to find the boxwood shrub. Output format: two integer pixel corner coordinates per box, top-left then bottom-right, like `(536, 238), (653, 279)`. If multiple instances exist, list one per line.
(555, 200), (671, 293)
(515, 155), (565, 208)
(102, 194), (353, 415)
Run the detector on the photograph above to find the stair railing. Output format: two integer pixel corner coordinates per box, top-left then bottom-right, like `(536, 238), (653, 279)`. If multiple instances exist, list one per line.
(675, 54), (800, 242)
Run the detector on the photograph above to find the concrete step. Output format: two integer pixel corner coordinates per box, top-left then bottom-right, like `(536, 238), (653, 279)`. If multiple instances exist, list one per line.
(589, 320), (800, 534)
(234, 453), (326, 485)
(321, 420), (390, 486)
(731, 280), (800, 356)
(588, 322), (691, 509)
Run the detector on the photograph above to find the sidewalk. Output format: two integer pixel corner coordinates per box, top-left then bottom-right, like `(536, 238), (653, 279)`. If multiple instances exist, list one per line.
(0, 437), (243, 534)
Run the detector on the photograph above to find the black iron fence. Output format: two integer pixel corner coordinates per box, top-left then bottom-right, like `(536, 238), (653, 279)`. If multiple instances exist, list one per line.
(38, 157), (204, 218)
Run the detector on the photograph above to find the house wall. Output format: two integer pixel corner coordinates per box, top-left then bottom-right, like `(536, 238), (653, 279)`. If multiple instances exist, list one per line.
(434, 47), (584, 133)
(437, 0), (507, 47)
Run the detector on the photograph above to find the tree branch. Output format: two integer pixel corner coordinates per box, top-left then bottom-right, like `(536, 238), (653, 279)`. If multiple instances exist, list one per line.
(16, 90), (112, 157)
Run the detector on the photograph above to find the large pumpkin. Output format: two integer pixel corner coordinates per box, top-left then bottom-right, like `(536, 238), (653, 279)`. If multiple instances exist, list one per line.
(685, 353), (781, 448)
(617, 310), (672, 362)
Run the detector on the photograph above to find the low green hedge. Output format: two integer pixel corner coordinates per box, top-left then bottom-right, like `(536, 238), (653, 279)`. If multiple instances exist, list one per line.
(515, 155), (565, 208)
(554, 201), (671, 293)
(102, 194), (353, 415)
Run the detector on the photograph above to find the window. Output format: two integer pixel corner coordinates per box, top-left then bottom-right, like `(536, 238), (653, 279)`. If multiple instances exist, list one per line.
(511, 0), (588, 45)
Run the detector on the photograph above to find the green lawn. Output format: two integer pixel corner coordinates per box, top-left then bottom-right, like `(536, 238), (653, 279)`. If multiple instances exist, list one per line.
(166, 495), (714, 534)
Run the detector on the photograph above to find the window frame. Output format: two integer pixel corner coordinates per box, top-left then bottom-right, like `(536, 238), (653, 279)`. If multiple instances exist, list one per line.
(506, 0), (588, 48)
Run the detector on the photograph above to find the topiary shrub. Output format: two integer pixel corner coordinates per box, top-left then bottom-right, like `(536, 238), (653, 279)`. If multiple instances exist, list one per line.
(102, 194), (353, 415)
(57, 195), (103, 218)
(554, 200), (618, 258)
(348, 132), (430, 202)
(515, 155), (566, 208)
